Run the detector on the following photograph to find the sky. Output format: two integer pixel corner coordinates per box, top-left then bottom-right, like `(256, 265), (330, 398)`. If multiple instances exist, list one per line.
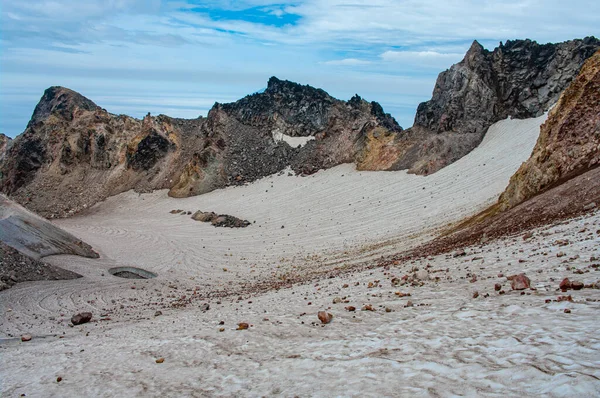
(1, 0), (598, 138)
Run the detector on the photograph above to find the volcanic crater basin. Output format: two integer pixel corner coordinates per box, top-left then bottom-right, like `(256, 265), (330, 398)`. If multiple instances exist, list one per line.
(4, 114), (598, 396)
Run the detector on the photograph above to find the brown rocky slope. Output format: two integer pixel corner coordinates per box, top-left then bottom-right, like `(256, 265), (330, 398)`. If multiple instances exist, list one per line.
(498, 49), (600, 210)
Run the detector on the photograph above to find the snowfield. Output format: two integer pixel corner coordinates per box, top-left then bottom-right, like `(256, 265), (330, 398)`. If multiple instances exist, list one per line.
(3, 114), (600, 397)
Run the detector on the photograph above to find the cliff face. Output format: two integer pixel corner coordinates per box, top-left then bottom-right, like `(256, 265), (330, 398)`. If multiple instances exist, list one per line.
(498, 49), (600, 210)
(0, 80), (401, 216)
(383, 37), (600, 175)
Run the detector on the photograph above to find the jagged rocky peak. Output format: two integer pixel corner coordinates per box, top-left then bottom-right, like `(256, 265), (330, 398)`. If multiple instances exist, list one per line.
(220, 76), (401, 137)
(405, 36), (600, 175)
(29, 86), (98, 126)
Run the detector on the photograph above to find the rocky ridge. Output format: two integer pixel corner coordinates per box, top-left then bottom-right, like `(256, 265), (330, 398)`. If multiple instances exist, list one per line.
(378, 36), (600, 174)
(0, 80), (400, 217)
(1, 37), (598, 217)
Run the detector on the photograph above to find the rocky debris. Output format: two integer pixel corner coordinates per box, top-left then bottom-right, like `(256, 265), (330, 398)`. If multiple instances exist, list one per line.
(0, 242), (82, 291)
(191, 211), (216, 222)
(211, 215), (251, 228)
(362, 304), (375, 311)
(155, 358), (165, 364)
(20, 334), (32, 342)
(154, 311), (162, 317)
(472, 291), (479, 298)
(498, 49), (600, 211)
(71, 312), (93, 325)
(237, 322), (250, 330)
(190, 210), (250, 228)
(507, 274), (531, 290)
(317, 311), (333, 324)
(564, 309), (572, 314)
(345, 306), (356, 312)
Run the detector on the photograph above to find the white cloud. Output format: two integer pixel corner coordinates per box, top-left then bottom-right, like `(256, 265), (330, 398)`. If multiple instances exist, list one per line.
(380, 50), (465, 68)
(323, 58), (372, 66)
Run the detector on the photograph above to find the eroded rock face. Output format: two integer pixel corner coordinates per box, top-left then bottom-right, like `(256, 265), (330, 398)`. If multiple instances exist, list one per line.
(381, 37), (600, 175)
(498, 49), (600, 210)
(1, 80), (401, 217)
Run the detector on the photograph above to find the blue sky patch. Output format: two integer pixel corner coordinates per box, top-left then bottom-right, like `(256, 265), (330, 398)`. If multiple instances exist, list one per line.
(189, 5), (301, 27)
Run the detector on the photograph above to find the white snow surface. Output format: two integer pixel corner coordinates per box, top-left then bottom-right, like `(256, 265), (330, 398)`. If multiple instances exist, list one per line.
(272, 130), (315, 147)
(3, 114), (600, 397)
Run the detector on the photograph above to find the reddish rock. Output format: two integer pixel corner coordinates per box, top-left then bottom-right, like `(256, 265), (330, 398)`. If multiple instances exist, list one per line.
(494, 283), (502, 291)
(345, 306), (356, 312)
(472, 291), (479, 298)
(318, 311), (333, 324)
(559, 278), (572, 290)
(507, 274), (531, 290)
(21, 334), (32, 342)
(571, 281), (584, 290)
(362, 304), (375, 311)
(71, 312), (92, 325)
(564, 309), (571, 314)
(237, 322), (249, 330)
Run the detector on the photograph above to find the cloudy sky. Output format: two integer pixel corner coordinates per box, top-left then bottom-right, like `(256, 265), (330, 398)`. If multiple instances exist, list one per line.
(1, 0), (598, 137)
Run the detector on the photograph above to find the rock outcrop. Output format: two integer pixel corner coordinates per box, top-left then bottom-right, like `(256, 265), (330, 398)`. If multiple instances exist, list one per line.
(1, 80), (401, 216)
(0, 194), (98, 259)
(380, 37), (600, 175)
(498, 50), (600, 210)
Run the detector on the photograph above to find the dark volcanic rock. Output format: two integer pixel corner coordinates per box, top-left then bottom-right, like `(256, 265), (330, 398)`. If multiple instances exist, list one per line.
(393, 37), (600, 175)
(71, 312), (93, 325)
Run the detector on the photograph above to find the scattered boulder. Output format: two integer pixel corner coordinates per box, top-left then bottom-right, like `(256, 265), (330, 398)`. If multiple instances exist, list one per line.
(191, 210), (250, 228)
(21, 334), (32, 342)
(345, 306), (356, 312)
(237, 322), (249, 330)
(211, 215), (251, 228)
(559, 278), (572, 290)
(507, 274), (531, 290)
(156, 358), (165, 363)
(415, 270), (429, 281)
(317, 311), (333, 324)
(191, 211), (216, 222)
(571, 281), (584, 290)
(71, 312), (92, 325)
(495, 283), (502, 291)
